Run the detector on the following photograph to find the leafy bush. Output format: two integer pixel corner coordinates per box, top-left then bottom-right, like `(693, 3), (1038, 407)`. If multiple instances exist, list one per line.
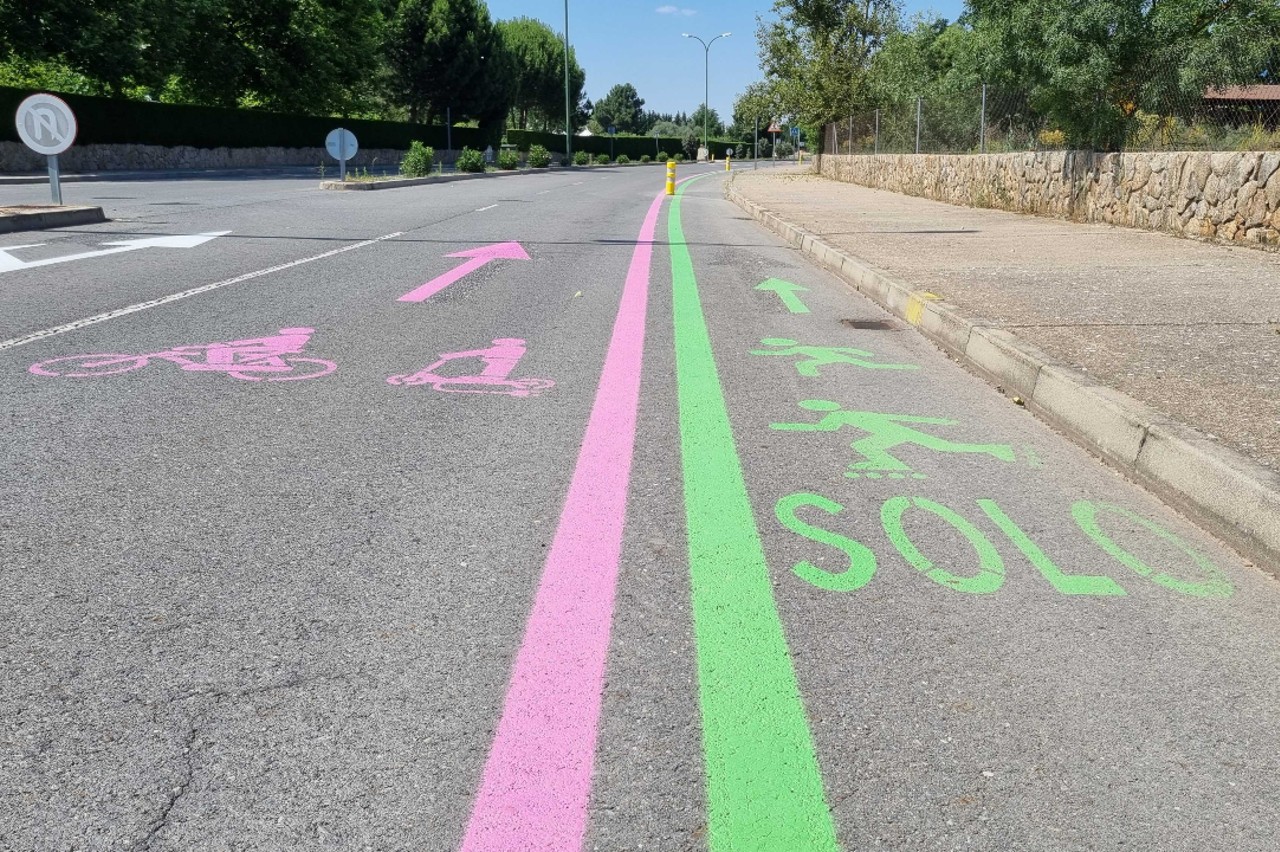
(640, 154), (651, 163)
(657, 150), (670, 161)
(616, 154), (630, 164)
(400, 141), (434, 177)
(595, 154), (610, 165)
(674, 152), (685, 162)
(455, 147), (486, 173)
(573, 150), (590, 166)
(528, 144), (551, 168)
(498, 149), (519, 170)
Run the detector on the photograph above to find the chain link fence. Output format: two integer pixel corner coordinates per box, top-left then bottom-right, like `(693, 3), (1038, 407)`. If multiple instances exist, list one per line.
(825, 80), (1280, 155)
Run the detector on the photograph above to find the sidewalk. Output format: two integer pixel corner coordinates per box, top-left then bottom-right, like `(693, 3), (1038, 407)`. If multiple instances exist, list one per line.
(726, 168), (1280, 569)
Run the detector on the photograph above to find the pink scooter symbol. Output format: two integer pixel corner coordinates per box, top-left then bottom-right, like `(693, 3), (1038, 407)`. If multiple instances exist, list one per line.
(29, 327), (337, 381)
(388, 338), (555, 397)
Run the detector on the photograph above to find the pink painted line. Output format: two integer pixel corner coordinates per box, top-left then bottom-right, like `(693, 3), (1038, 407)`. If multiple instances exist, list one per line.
(460, 190), (667, 850)
(399, 241), (530, 303)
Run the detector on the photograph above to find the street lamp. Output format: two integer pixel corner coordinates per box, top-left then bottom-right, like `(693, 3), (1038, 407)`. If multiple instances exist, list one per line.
(564, 1), (572, 160)
(682, 31), (730, 158)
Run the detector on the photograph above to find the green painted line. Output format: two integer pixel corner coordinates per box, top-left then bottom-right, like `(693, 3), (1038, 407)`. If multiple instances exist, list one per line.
(756, 277), (811, 313)
(669, 178), (839, 850)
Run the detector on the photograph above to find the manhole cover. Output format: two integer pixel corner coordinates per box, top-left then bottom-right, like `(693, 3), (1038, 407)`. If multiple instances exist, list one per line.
(842, 318), (901, 331)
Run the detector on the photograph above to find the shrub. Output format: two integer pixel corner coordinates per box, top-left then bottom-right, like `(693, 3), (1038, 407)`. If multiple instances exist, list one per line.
(657, 150), (670, 161)
(616, 154), (630, 164)
(674, 152), (685, 162)
(595, 154), (611, 165)
(455, 147), (486, 173)
(640, 154), (651, 163)
(400, 141), (434, 177)
(573, 150), (590, 166)
(498, 149), (519, 170)
(528, 144), (551, 168)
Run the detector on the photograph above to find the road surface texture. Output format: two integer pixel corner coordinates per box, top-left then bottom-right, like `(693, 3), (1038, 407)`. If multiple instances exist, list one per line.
(1, 165), (1277, 851)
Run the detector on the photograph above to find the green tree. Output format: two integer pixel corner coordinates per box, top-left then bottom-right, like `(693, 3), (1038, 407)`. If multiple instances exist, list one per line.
(0, 0), (189, 95)
(592, 83), (646, 134)
(498, 17), (586, 131)
(756, 0), (902, 126)
(690, 103), (725, 137)
(385, 0), (508, 124)
(969, 0), (1280, 150)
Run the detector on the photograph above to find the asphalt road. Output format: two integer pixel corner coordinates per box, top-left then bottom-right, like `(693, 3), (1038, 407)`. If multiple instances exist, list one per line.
(1, 165), (1277, 851)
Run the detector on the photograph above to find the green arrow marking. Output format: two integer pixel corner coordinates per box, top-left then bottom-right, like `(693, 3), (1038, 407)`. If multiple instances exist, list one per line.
(670, 180), (839, 850)
(756, 278), (811, 314)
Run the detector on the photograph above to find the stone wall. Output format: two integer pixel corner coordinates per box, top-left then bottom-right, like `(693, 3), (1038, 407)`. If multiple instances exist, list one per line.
(0, 142), (430, 173)
(818, 151), (1280, 248)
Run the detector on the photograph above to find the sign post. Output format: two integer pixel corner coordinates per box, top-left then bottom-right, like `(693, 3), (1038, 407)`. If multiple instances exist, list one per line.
(15, 93), (77, 205)
(325, 128), (358, 181)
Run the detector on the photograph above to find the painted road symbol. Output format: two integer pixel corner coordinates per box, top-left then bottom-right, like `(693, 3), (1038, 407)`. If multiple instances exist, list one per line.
(755, 278), (810, 313)
(29, 327), (335, 381)
(387, 338), (554, 397)
(0, 231), (229, 274)
(397, 241), (530, 303)
(751, 338), (919, 375)
(15, 93), (77, 156)
(771, 400), (1017, 478)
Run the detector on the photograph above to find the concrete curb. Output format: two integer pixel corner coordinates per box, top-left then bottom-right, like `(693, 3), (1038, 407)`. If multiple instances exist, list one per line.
(320, 162), (667, 191)
(725, 178), (1280, 572)
(0, 205), (106, 233)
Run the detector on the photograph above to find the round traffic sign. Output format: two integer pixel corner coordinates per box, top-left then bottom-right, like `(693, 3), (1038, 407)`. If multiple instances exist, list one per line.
(15, 93), (77, 156)
(325, 128), (358, 161)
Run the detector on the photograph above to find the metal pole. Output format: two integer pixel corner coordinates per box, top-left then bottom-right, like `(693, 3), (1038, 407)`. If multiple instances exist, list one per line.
(339, 130), (347, 182)
(47, 154), (62, 205)
(915, 97), (922, 154)
(874, 109), (879, 155)
(564, 0), (572, 161)
(980, 83), (988, 153)
(703, 43), (709, 155)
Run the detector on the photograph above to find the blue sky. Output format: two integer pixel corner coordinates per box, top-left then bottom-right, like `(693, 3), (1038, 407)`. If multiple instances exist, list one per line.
(484, 1), (967, 122)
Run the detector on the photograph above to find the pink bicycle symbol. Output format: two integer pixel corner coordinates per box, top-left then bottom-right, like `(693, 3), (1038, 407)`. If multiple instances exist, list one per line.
(388, 337), (554, 398)
(29, 327), (337, 381)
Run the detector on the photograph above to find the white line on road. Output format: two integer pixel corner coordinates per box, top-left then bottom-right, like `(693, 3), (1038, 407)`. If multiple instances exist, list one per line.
(476, 204), (499, 212)
(536, 190), (551, 195)
(0, 231), (404, 351)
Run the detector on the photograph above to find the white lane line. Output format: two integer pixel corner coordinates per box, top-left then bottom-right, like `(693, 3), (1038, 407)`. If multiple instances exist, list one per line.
(476, 204), (499, 212)
(0, 231), (404, 351)
(536, 190), (551, 195)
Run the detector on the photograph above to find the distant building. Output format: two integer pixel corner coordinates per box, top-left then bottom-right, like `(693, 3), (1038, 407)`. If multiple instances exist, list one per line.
(1202, 85), (1280, 128)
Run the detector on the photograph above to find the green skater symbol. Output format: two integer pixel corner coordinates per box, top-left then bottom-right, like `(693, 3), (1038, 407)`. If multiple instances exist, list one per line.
(751, 338), (919, 376)
(771, 400), (1017, 479)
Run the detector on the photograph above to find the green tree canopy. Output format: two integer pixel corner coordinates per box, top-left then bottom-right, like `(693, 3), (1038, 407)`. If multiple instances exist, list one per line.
(969, 0), (1280, 150)
(756, 0), (902, 126)
(498, 17), (585, 131)
(592, 83), (646, 134)
(385, 0), (510, 125)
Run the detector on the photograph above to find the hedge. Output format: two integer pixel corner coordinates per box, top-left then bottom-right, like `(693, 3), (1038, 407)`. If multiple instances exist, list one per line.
(0, 86), (489, 150)
(0, 86), (740, 156)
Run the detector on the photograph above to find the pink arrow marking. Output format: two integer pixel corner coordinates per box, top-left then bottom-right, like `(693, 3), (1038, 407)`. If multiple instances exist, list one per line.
(397, 241), (530, 303)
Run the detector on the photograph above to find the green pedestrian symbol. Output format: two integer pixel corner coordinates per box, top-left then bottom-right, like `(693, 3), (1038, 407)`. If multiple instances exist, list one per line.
(771, 400), (1017, 479)
(751, 338), (919, 376)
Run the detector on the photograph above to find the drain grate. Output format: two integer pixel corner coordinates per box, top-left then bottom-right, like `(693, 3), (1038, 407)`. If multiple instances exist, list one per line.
(841, 318), (901, 331)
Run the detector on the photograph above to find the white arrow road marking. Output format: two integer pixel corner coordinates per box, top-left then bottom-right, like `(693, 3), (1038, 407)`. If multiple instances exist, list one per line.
(0, 244), (48, 273)
(0, 231), (403, 351)
(0, 231), (230, 274)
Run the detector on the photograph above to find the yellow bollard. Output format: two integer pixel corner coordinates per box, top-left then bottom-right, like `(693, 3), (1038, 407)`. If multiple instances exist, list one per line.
(725, 155), (731, 172)
(666, 159), (676, 196)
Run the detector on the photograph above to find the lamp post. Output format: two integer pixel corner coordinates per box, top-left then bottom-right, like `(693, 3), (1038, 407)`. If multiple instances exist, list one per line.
(563, 0), (572, 161)
(682, 31), (730, 158)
